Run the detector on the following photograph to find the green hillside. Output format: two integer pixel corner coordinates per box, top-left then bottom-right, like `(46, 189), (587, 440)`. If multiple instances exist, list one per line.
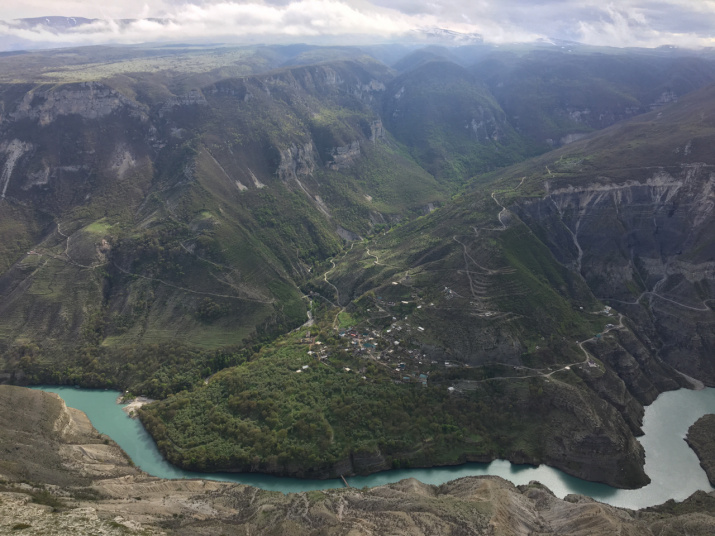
(2, 42), (715, 488)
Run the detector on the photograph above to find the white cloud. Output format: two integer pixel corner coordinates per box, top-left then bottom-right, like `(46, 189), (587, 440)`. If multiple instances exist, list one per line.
(577, 3), (715, 48)
(2, 0), (715, 49)
(0, 1), (423, 46)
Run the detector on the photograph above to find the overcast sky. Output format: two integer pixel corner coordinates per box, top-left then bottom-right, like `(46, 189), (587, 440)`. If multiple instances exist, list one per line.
(2, 0), (715, 49)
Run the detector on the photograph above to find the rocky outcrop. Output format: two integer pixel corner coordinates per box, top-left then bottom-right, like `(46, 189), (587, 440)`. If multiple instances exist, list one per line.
(650, 90), (678, 109)
(0, 385), (138, 487)
(260, 62), (389, 105)
(8, 81), (146, 125)
(0, 138), (31, 198)
(109, 143), (138, 180)
(5, 474), (715, 536)
(537, 380), (650, 489)
(159, 89), (208, 116)
(0, 494), (145, 536)
(336, 226), (360, 241)
(370, 119), (385, 141)
(560, 132), (589, 145)
(572, 326), (689, 440)
(0, 80), (157, 212)
(327, 141), (360, 170)
(468, 109), (505, 142)
(686, 414), (715, 486)
(276, 142), (318, 182)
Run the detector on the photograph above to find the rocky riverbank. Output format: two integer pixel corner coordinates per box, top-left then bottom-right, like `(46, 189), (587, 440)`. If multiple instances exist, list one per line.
(686, 414), (715, 487)
(120, 395), (155, 418)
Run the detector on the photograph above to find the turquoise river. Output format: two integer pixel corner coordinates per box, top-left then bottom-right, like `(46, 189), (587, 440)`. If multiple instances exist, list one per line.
(34, 386), (715, 510)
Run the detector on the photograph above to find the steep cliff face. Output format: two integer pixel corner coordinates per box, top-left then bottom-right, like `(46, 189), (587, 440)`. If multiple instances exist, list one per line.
(326, 141), (361, 170)
(515, 165), (715, 383)
(580, 329), (686, 416)
(276, 142), (319, 182)
(159, 88), (208, 115)
(686, 414), (715, 487)
(0, 81), (156, 214)
(489, 80), (715, 387)
(7, 81), (148, 125)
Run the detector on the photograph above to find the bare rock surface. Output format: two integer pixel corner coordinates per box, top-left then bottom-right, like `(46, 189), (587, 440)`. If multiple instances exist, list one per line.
(686, 414), (715, 486)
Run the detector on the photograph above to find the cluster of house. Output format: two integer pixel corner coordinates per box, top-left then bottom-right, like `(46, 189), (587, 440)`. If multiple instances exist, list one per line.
(338, 328), (378, 352)
(334, 326), (444, 386)
(394, 361), (430, 386)
(301, 331), (331, 361)
(301, 284), (462, 387)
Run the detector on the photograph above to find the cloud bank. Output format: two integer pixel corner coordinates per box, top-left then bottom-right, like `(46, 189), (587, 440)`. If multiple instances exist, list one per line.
(2, 0), (715, 50)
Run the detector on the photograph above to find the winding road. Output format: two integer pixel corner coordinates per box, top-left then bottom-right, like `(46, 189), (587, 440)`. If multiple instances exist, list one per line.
(455, 314), (625, 389)
(601, 270), (712, 312)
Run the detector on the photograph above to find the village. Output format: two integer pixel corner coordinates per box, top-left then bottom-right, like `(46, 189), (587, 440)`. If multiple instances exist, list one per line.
(298, 281), (476, 388)
(298, 323), (445, 387)
(305, 257), (620, 391)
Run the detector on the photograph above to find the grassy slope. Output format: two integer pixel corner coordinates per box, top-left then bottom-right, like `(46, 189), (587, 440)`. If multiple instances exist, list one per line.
(0, 57), (451, 393)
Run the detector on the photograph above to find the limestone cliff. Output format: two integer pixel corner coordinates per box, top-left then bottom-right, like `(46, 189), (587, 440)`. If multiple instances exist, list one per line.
(8, 81), (147, 125)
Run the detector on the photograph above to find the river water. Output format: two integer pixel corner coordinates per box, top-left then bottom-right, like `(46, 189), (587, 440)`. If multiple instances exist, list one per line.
(34, 386), (715, 509)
